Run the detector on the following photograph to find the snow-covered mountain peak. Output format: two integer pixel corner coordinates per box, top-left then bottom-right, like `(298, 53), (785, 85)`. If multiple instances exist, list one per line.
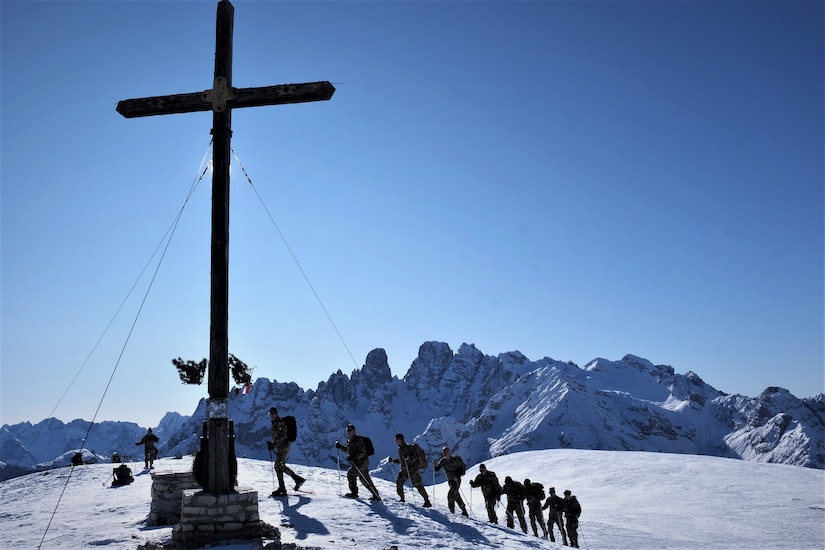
(2, 341), (823, 483)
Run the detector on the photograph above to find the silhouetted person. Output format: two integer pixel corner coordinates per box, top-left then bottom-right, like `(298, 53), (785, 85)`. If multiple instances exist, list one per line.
(135, 428), (159, 469)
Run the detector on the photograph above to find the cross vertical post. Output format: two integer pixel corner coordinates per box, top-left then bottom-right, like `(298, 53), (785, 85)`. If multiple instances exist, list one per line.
(207, 0), (233, 494)
(116, 0), (334, 495)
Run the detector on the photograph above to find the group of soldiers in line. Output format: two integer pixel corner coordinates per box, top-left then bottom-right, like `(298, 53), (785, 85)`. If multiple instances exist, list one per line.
(470, 463), (582, 547)
(267, 407), (582, 546)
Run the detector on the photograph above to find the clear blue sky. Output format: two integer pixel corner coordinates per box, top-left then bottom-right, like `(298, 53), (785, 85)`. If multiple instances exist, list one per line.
(2, 1), (822, 428)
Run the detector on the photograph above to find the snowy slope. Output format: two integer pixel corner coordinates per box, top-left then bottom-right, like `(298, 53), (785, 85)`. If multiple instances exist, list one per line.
(1, 449), (822, 549)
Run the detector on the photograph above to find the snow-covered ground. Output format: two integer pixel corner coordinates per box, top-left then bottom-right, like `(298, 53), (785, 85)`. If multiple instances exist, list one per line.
(1, 449), (823, 549)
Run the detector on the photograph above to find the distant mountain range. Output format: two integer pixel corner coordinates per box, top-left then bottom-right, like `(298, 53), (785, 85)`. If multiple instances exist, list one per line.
(2, 342), (823, 481)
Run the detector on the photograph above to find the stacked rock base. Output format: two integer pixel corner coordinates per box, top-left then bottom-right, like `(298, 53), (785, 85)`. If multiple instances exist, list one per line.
(171, 487), (279, 548)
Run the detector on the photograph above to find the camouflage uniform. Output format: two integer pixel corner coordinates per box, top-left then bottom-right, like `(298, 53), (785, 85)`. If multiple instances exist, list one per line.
(501, 476), (528, 533)
(469, 465), (499, 524)
(542, 488), (568, 544)
(433, 450), (468, 515)
(336, 426), (380, 500)
(563, 491), (582, 548)
(524, 479), (548, 538)
(392, 436), (430, 506)
(269, 409), (304, 495)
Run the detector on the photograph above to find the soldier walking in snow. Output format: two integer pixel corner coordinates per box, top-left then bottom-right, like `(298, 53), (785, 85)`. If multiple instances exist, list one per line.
(469, 463), (500, 524)
(135, 428), (159, 469)
(389, 433), (431, 507)
(335, 424), (381, 500)
(524, 479), (549, 538)
(501, 476), (528, 533)
(267, 406), (305, 496)
(563, 489), (582, 548)
(542, 486), (568, 545)
(433, 446), (468, 516)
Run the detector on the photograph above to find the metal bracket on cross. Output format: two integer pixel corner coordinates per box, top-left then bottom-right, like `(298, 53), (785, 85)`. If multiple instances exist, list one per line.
(201, 76), (237, 113)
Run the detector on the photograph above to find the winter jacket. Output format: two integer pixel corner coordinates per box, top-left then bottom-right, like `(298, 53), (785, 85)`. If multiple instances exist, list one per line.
(542, 494), (565, 512)
(393, 442), (419, 470)
(136, 432), (159, 451)
(270, 417), (289, 450)
(502, 479), (526, 504)
(434, 456), (465, 482)
(525, 482), (544, 507)
(337, 435), (369, 462)
(470, 470), (500, 499)
(564, 496), (581, 519)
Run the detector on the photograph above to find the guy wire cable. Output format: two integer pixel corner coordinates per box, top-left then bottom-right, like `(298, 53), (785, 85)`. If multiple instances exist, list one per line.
(231, 148), (360, 370)
(37, 142), (212, 549)
(18, 141), (212, 471)
(231, 148), (405, 442)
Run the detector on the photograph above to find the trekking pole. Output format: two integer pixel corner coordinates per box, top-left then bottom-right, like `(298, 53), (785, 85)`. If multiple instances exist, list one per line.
(402, 457), (417, 504)
(458, 485), (474, 518)
(432, 466), (436, 507)
(579, 521), (589, 550)
(267, 448), (277, 494)
(350, 459), (380, 500)
(335, 448), (342, 496)
(390, 458), (400, 501)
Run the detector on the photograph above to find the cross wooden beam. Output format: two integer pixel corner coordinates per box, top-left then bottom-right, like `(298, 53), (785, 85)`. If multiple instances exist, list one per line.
(116, 0), (334, 494)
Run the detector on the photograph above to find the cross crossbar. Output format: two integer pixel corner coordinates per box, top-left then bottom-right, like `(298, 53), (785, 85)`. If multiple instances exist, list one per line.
(117, 81), (335, 118)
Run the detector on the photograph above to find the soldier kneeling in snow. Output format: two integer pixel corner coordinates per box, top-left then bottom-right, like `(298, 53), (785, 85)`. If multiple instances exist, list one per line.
(112, 463), (134, 487)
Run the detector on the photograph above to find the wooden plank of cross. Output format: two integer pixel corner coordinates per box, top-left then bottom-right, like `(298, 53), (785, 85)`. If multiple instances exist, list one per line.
(116, 0), (334, 494)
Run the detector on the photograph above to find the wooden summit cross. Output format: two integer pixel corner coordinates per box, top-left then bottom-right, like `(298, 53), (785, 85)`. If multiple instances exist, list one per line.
(117, 0), (334, 494)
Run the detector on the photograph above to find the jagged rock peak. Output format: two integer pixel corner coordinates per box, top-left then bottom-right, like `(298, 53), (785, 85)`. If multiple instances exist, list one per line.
(416, 341), (454, 366)
(404, 341), (453, 385)
(316, 369), (355, 404)
(456, 342), (483, 361)
(354, 348), (393, 385)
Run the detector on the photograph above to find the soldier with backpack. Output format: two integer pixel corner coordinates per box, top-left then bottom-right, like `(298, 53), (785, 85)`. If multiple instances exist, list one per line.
(524, 479), (548, 538)
(563, 489), (582, 548)
(135, 428), (159, 469)
(111, 463), (134, 487)
(335, 424), (381, 500)
(433, 446), (468, 516)
(469, 463), (500, 524)
(542, 486), (567, 545)
(501, 476), (528, 533)
(389, 433), (431, 507)
(267, 406), (305, 497)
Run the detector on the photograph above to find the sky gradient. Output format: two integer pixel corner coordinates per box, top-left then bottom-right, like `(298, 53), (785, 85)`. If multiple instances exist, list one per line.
(2, 0), (823, 428)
